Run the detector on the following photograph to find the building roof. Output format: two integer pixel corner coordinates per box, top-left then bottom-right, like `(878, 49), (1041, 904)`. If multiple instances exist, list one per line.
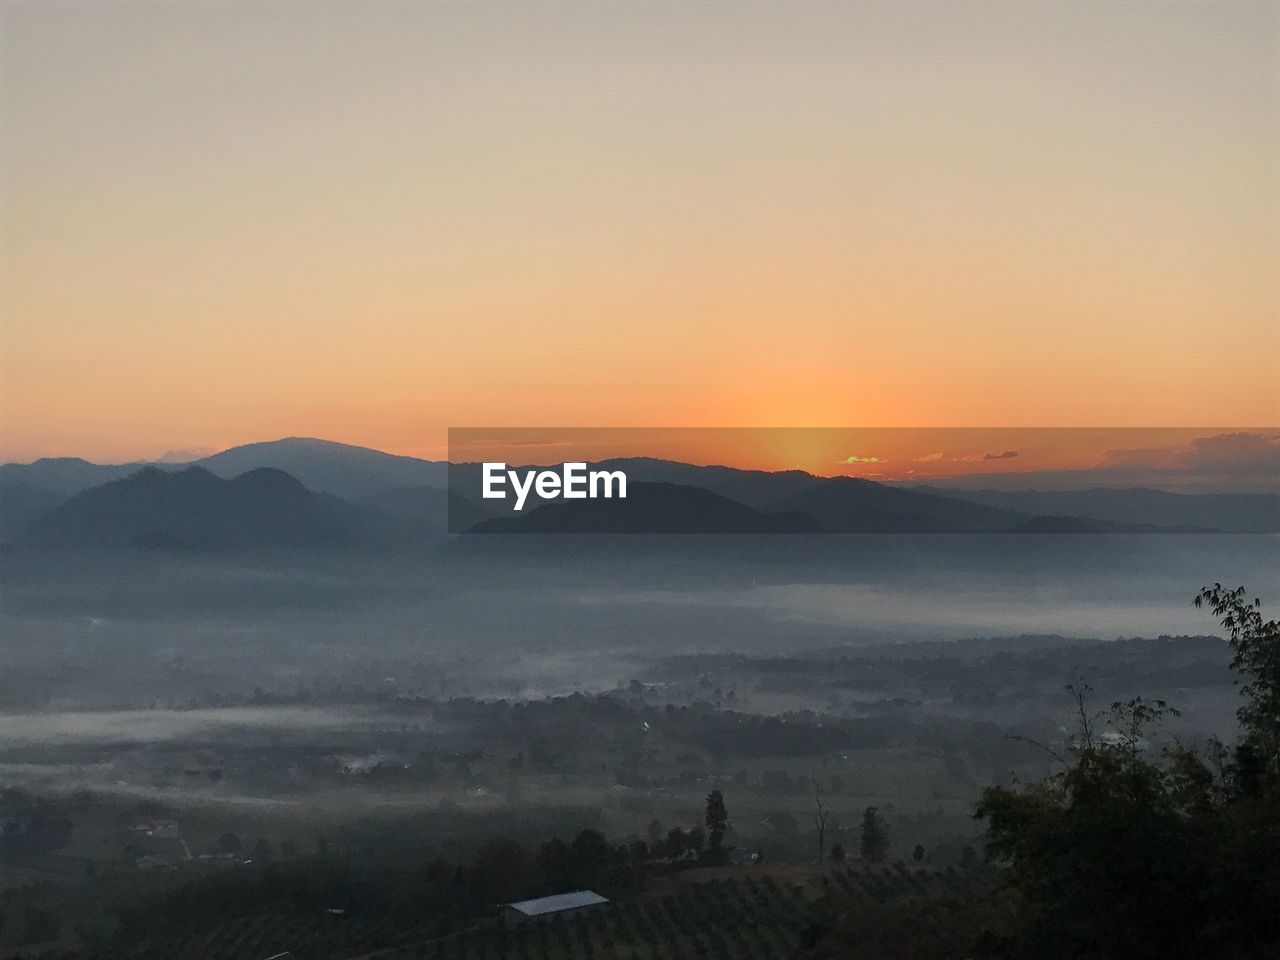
(506, 890), (609, 916)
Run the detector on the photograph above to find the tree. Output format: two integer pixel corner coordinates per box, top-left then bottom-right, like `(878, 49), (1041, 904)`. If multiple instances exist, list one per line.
(704, 790), (728, 853)
(972, 585), (1280, 960)
(647, 819), (663, 847)
(812, 775), (831, 863)
(859, 807), (888, 863)
(830, 843), (846, 863)
(252, 837), (273, 863)
(1195, 583), (1280, 796)
(912, 844), (926, 864)
(571, 829), (611, 882)
(218, 832), (242, 855)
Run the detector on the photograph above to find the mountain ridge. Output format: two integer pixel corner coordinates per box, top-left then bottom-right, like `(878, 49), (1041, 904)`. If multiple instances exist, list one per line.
(4, 439), (1271, 545)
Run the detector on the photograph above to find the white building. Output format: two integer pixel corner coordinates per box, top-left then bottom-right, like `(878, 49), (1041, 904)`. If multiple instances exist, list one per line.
(502, 890), (609, 927)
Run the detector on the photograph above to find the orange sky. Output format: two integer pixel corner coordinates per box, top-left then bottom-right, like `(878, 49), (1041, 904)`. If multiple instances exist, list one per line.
(1, 2), (1277, 464)
(447, 427), (1278, 482)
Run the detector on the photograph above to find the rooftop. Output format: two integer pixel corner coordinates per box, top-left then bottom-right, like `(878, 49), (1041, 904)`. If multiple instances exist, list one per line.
(506, 890), (609, 916)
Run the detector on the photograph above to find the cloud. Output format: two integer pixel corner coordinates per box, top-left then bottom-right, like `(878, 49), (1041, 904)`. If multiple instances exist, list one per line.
(914, 452), (945, 463)
(922, 432), (1279, 494)
(838, 455), (886, 465)
(1100, 431), (1279, 471)
(982, 450), (1019, 461)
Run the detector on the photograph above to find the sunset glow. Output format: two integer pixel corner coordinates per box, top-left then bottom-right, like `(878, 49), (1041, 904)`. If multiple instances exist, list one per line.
(2, 2), (1277, 463)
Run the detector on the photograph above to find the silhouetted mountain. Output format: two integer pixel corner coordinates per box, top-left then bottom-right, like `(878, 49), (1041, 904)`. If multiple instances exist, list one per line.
(447, 458), (1022, 532)
(0, 457), (145, 497)
(7, 442), (1267, 546)
(0, 459), (161, 541)
(466, 482), (823, 534)
(767, 476), (1027, 533)
(196, 438), (446, 500)
(909, 485), (1279, 533)
(364, 484), (491, 536)
(0, 440), (448, 540)
(21, 466), (389, 549)
(587, 458), (826, 508)
(0, 479), (68, 541)
(450, 459), (1218, 535)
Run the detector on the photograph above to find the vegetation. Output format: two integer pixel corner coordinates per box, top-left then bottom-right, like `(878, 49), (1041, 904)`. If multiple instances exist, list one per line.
(703, 791), (728, 863)
(857, 808), (888, 865)
(120, 864), (977, 960)
(972, 585), (1279, 959)
(3, 584), (1274, 958)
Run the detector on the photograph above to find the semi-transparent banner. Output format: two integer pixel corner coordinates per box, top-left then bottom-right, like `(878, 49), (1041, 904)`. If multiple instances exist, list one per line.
(445, 427), (1278, 534)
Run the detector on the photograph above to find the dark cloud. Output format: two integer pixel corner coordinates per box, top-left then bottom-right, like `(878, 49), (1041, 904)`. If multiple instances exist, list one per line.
(1100, 431), (1279, 472)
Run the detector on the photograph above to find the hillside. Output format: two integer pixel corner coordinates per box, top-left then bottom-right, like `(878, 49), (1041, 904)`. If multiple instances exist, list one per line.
(21, 466), (388, 549)
(768, 476), (1026, 534)
(909, 485), (1279, 533)
(196, 437), (447, 500)
(466, 482), (823, 534)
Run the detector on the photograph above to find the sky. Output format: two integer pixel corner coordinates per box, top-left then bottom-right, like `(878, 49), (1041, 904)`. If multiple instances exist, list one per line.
(449, 427), (1279, 489)
(2, 1), (1277, 464)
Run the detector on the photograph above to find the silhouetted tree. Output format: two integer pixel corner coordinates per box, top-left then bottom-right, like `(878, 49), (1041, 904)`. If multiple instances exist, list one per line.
(812, 775), (831, 863)
(704, 790), (728, 853)
(973, 585), (1280, 960)
(859, 807), (888, 863)
(647, 819), (663, 847)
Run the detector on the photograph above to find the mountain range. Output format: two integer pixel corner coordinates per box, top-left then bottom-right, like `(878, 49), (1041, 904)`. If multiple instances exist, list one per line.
(2, 438), (1276, 548)
(22, 466), (389, 549)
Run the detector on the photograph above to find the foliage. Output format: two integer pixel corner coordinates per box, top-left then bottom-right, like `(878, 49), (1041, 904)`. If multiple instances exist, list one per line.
(704, 790), (728, 852)
(973, 586), (1280, 960)
(858, 807), (889, 864)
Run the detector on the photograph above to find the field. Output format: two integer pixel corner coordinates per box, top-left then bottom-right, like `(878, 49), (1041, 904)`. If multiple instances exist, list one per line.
(111, 864), (981, 960)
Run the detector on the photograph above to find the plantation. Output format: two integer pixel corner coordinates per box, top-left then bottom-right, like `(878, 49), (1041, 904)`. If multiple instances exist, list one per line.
(122, 913), (422, 960)
(112, 865), (978, 960)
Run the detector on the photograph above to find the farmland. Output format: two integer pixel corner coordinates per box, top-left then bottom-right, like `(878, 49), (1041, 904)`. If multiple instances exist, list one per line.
(115, 864), (984, 960)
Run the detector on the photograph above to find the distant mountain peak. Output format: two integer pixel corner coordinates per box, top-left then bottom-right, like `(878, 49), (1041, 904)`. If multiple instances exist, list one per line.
(21, 465), (377, 549)
(228, 466), (308, 490)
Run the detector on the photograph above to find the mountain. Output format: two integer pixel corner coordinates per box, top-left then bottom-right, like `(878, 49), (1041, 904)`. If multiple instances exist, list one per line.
(909, 486), (1278, 533)
(21, 466), (390, 549)
(449, 459), (1028, 531)
(0, 439), (448, 541)
(195, 438), (446, 501)
(586, 458), (826, 508)
(8, 442), (1267, 545)
(364, 484), (491, 536)
(451, 460), (1214, 534)
(0, 479), (70, 541)
(0, 457), (146, 498)
(0, 458), (155, 541)
(466, 482), (823, 534)
(765, 476), (1028, 533)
